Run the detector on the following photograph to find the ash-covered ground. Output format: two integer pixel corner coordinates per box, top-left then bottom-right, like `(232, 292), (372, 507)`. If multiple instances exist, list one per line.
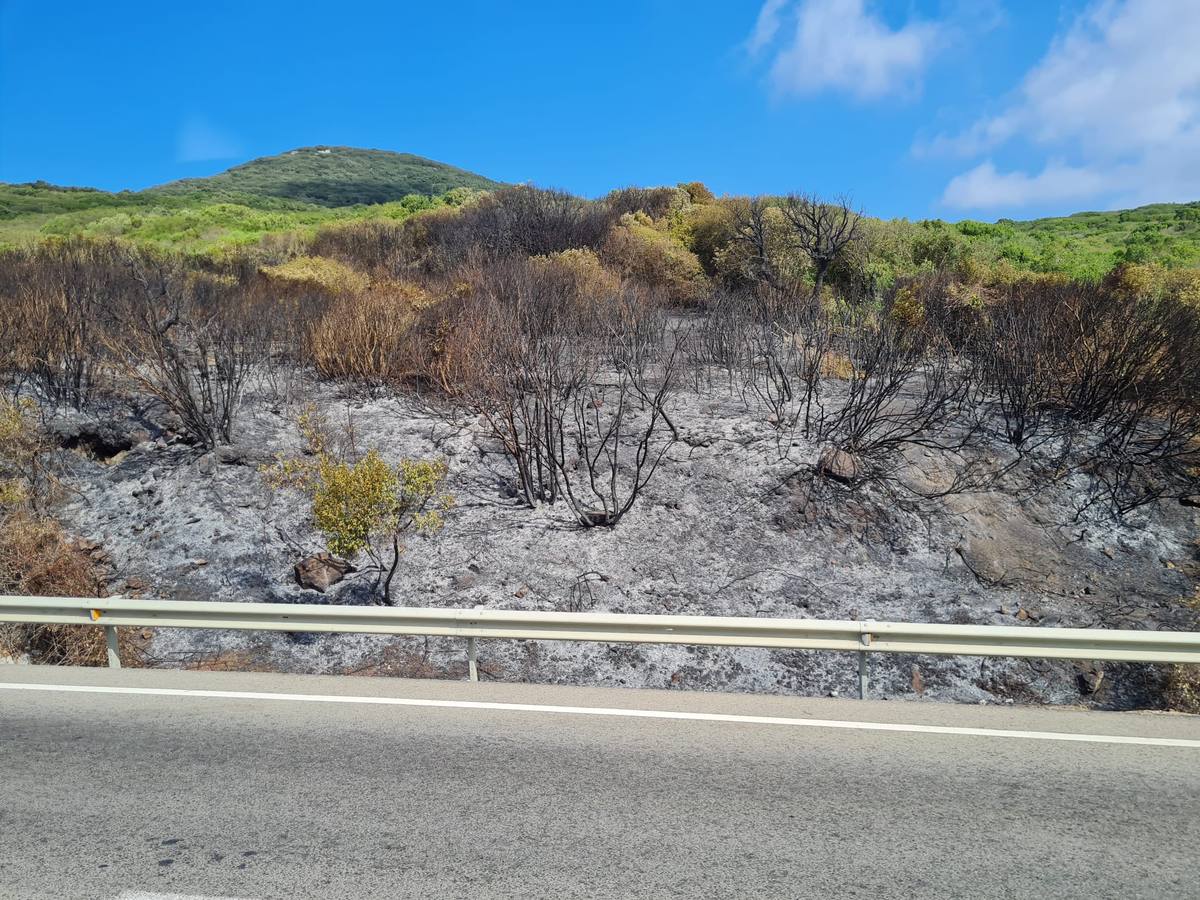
(49, 371), (1200, 709)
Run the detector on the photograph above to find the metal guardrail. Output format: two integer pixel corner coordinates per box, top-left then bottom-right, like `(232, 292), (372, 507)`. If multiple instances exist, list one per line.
(2, 595), (1198, 697)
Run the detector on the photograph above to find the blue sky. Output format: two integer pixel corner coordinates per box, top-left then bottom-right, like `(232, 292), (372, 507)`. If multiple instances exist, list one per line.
(2, 1), (1197, 220)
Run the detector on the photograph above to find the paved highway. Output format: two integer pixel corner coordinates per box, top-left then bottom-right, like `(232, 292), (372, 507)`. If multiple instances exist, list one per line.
(1, 666), (1198, 899)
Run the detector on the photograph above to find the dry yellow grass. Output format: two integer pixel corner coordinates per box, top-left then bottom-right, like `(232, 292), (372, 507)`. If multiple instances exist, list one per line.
(307, 279), (435, 383)
(0, 511), (140, 666)
(262, 255), (370, 295)
(819, 351), (857, 380)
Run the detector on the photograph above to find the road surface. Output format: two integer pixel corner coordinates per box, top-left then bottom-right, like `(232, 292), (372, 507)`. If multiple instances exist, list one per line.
(1, 666), (1198, 899)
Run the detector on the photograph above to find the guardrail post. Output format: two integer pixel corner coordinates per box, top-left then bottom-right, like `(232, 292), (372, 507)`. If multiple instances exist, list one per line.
(104, 626), (121, 669)
(858, 625), (872, 699)
(467, 637), (478, 682)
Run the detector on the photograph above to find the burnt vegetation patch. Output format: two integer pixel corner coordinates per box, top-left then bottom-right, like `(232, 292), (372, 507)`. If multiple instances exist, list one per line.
(2, 187), (1197, 517)
(1, 181), (1198, 707)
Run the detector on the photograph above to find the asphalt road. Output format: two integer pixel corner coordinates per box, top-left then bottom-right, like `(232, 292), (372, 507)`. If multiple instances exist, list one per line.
(1, 666), (1198, 900)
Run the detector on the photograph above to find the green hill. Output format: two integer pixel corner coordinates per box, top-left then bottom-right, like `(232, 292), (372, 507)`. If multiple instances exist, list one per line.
(148, 146), (502, 207)
(942, 201), (1200, 278)
(0, 147), (502, 250)
(1, 146), (1196, 277)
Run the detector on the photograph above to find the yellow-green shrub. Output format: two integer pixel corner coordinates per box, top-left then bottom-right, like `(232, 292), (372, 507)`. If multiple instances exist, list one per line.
(1107, 262), (1200, 307)
(603, 215), (708, 305)
(262, 255), (370, 295)
(267, 411), (453, 603)
(889, 286), (926, 329)
(0, 396), (53, 512)
(680, 201), (735, 276)
(529, 248), (621, 302)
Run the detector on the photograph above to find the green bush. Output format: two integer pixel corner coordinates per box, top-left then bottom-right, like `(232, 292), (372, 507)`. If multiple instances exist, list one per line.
(603, 215), (709, 305)
(268, 409), (453, 604)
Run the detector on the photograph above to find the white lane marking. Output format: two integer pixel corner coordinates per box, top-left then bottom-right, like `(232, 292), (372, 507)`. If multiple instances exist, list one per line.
(3, 681), (1198, 748)
(117, 894), (252, 899)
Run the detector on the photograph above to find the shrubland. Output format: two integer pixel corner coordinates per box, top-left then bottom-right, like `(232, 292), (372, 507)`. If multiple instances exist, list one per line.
(0, 172), (1197, 708)
(3, 182), (1198, 485)
(2, 184), (1197, 516)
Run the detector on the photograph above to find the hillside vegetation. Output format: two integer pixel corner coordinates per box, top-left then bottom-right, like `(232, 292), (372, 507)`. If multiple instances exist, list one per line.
(919, 201), (1200, 279)
(0, 171), (1197, 709)
(0, 147), (501, 251)
(2, 147), (1197, 278)
(148, 146), (502, 206)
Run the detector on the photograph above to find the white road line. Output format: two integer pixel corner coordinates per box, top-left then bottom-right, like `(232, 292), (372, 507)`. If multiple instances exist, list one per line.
(117, 893), (252, 899)
(3, 681), (1198, 748)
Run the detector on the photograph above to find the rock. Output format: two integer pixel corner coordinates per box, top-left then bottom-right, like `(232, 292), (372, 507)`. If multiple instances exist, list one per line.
(580, 510), (616, 527)
(896, 445), (960, 495)
(215, 444), (270, 467)
(47, 415), (135, 462)
(70, 537), (102, 555)
(948, 493), (1070, 589)
(197, 454), (216, 476)
(294, 553), (355, 593)
(774, 483), (820, 531)
(910, 665), (925, 695)
(816, 447), (861, 483)
(1076, 662), (1104, 695)
(452, 572), (481, 591)
(1181, 495), (1200, 508)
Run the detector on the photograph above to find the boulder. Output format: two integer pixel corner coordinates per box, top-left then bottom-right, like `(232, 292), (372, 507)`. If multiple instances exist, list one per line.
(1076, 661), (1105, 695)
(294, 553), (355, 593)
(816, 447), (861, 484)
(947, 493), (1070, 589)
(48, 414), (135, 462)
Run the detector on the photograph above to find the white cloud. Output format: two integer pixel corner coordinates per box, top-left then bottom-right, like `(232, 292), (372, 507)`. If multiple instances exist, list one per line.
(936, 0), (1200, 210)
(942, 160), (1118, 209)
(177, 116), (243, 163)
(746, 0), (789, 55)
(748, 0), (942, 101)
